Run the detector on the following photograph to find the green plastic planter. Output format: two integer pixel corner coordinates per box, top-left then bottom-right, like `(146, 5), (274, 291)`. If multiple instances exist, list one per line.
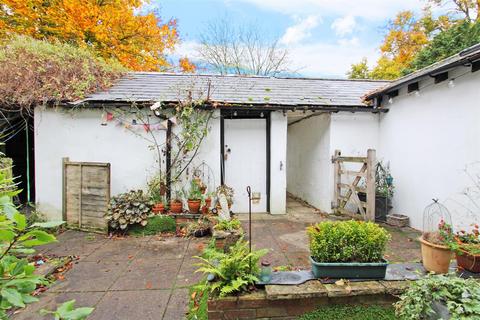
(309, 256), (388, 279)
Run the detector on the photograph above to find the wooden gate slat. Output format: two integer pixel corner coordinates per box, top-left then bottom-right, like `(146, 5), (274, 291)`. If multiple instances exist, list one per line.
(63, 160), (110, 233)
(332, 149), (376, 221)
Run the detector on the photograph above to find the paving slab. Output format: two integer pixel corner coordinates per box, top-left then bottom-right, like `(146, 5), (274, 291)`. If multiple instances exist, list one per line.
(89, 289), (170, 320)
(110, 258), (182, 290)
(176, 258), (203, 287)
(12, 291), (104, 320)
(163, 288), (190, 320)
(137, 237), (189, 260)
(84, 238), (144, 262)
(40, 231), (108, 259)
(50, 260), (128, 292)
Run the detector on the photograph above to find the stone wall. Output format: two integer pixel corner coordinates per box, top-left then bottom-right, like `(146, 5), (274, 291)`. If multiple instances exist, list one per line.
(208, 280), (407, 320)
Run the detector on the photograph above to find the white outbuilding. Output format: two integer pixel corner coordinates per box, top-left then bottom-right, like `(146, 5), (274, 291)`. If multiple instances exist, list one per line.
(32, 43), (480, 231)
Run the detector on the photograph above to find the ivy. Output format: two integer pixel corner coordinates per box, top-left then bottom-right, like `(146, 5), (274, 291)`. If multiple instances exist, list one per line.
(395, 273), (480, 319)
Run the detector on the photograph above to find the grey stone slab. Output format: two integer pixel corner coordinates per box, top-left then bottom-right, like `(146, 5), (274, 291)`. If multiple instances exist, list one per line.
(110, 258), (182, 290)
(89, 289), (170, 320)
(12, 291), (104, 320)
(176, 258), (203, 288)
(41, 231), (108, 259)
(137, 237), (189, 260)
(50, 261), (128, 292)
(163, 288), (189, 320)
(83, 238), (143, 262)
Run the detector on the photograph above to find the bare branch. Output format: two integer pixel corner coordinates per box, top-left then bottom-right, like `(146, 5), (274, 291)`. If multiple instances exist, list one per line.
(197, 18), (290, 76)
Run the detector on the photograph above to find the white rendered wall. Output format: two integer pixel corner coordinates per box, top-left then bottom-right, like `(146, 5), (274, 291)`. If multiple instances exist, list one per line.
(270, 111), (288, 214)
(287, 112), (379, 213)
(287, 113), (332, 211)
(34, 107), (288, 220)
(378, 67), (480, 230)
(34, 107), (221, 220)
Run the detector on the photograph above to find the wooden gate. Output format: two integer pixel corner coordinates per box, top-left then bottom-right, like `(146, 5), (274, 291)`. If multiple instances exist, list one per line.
(63, 158), (110, 232)
(332, 149), (376, 221)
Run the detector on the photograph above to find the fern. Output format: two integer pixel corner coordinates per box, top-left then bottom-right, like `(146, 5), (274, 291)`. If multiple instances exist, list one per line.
(194, 237), (267, 297)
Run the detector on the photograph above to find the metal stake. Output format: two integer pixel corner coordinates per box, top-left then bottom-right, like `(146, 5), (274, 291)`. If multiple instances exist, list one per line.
(246, 186), (252, 271)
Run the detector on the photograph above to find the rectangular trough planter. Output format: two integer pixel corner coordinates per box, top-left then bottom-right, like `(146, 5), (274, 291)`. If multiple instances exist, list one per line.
(309, 256), (388, 279)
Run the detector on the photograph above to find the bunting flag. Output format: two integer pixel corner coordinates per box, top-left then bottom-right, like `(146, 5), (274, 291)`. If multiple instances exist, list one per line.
(100, 110), (175, 131)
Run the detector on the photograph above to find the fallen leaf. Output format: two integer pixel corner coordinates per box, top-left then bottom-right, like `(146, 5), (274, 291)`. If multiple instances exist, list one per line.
(145, 282), (152, 289)
(335, 279), (345, 286)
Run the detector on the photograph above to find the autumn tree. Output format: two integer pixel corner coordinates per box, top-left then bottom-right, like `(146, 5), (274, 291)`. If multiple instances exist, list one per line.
(429, 0), (480, 22)
(197, 18), (290, 76)
(347, 58), (370, 79)
(0, 0), (192, 72)
(349, 0), (479, 80)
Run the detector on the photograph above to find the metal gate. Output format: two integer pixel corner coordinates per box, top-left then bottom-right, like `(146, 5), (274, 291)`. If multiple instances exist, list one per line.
(332, 149), (376, 221)
(62, 158), (110, 232)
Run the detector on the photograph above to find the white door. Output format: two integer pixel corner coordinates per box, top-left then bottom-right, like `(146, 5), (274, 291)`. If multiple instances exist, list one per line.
(224, 119), (267, 213)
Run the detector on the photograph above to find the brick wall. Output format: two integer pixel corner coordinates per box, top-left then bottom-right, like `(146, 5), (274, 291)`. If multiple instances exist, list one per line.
(207, 289), (397, 320)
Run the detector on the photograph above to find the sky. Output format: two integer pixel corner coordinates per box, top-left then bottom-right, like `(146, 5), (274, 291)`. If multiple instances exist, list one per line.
(152, 0), (427, 78)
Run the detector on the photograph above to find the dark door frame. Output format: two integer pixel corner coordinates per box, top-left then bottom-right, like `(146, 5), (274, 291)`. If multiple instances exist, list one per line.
(220, 109), (271, 213)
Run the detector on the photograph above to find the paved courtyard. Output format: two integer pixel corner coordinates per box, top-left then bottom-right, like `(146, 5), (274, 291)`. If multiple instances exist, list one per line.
(13, 196), (421, 320)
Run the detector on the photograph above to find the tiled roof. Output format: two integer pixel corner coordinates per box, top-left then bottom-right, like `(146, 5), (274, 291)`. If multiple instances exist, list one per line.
(83, 73), (389, 108)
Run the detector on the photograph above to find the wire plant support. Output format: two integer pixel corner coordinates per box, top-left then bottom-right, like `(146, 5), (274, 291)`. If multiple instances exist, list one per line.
(247, 185), (252, 272)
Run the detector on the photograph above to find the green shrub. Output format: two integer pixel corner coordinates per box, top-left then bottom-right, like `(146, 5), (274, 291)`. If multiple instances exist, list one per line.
(395, 273), (480, 319)
(194, 238), (267, 297)
(307, 220), (390, 263)
(299, 305), (395, 320)
(128, 215), (176, 236)
(0, 35), (124, 110)
(213, 218), (242, 232)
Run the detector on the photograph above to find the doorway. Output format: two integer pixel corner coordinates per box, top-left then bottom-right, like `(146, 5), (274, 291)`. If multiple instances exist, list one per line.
(223, 115), (268, 213)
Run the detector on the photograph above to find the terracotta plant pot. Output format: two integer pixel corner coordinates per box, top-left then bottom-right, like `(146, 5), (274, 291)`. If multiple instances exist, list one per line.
(152, 203), (165, 214)
(456, 250), (480, 273)
(202, 198), (212, 215)
(170, 201), (183, 214)
(188, 199), (201, 214)
(419, 236), (453, 274)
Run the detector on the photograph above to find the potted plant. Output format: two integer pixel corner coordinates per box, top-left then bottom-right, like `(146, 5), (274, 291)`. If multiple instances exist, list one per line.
(148, 175), (166, 215)
(420, 200), (455, 274)
(358, 161), (394, 222)
(202, 191), (214, 214)
(212, 218), (244, 252)
(307, 220), (390, 279)
(170, 190), (183, 214)
(185, 217), (211, 237)
(453, 224), (480, 273)
(187, 180), (203, 214)
(420, 219), (455, 274)
(395, 273), (480, 319)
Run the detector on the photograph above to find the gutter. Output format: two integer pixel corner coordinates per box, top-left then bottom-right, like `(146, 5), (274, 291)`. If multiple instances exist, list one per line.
(66, 100), (389, 114)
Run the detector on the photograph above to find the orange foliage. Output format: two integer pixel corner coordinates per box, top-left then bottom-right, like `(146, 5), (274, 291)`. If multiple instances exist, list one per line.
(0, 0), (179, 71)
(369, 11), (431, 79)
(179, 57), (196, 73)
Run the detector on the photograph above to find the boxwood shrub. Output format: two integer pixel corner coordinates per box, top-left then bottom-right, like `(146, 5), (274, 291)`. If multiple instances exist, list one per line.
(307, 220), (390, 263)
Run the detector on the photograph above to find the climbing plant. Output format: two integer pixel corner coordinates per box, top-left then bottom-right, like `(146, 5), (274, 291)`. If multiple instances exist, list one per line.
(106, 96), (213, 197)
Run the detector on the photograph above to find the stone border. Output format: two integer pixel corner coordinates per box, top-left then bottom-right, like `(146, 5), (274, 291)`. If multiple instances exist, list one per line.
(208, 279), (408, 319)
